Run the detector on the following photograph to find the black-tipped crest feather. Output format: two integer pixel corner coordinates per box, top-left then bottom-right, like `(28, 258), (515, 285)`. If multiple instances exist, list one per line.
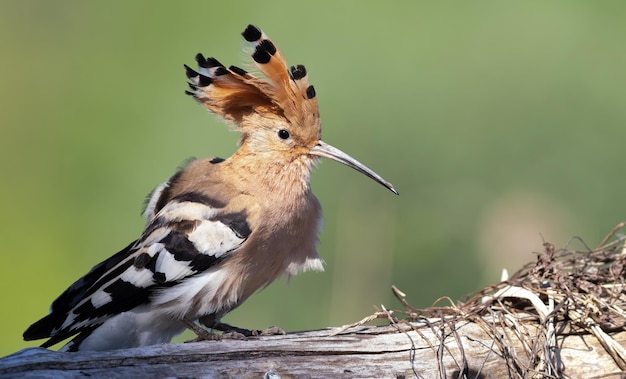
(242, 24), (262, 42)
(183, 25), (320, 135)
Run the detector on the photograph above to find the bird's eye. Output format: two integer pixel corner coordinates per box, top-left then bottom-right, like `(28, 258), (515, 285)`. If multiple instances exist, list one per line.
(278, 129), (290, 140)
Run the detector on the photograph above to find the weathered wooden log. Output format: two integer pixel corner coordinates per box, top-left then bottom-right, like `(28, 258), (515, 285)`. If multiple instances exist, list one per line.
(2, 322), (624, 378)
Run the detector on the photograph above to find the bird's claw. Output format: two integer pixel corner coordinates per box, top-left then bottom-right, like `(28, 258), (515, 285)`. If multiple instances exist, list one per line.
(213, 322), (286, 337)
(253, 326), (286, 336)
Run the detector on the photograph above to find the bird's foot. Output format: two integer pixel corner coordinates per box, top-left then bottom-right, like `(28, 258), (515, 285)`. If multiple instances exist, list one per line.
(214, 322), (286, 337)
(219, 331), (248, 340)
(185, 318), (285, 341)
(184, 334), (220, 343)
(181, 319), (220, 342)
(255, 326), (286, 336)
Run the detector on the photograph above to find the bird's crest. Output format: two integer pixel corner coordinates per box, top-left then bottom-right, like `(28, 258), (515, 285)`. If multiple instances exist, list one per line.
(185, 25), (319, 136)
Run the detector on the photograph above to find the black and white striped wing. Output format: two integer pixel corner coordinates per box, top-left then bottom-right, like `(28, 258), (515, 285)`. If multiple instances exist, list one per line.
(23, 192), (251, 348)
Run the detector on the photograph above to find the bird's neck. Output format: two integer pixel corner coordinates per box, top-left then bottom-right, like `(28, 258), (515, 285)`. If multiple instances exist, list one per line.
(228, 145), (316, 205)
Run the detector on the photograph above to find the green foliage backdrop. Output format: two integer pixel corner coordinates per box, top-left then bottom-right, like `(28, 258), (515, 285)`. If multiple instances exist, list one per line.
(1, 1), (625, 355)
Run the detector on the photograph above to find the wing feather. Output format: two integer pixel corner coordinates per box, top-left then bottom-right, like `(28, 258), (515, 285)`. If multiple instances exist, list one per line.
(23, 192), (251, 347)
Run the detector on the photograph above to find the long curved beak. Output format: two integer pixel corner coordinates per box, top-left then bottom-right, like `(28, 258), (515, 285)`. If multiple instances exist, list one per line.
(310, 141), (398, 195)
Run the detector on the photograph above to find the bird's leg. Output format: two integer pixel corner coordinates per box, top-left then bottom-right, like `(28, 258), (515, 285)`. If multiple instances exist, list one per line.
(181, 319), (220, 342)
(212, 322), (253, 337)
(214, 322), (286, 337)
(191, 315), (244, 340)
(193, 315), (286, 340)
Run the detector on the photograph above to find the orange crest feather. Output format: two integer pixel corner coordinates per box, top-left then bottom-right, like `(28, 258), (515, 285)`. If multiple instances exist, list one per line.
(185, 25), (319, 132)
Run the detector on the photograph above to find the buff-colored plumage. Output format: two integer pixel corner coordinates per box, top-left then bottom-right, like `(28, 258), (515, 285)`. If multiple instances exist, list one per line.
(23, 24), (396, 352)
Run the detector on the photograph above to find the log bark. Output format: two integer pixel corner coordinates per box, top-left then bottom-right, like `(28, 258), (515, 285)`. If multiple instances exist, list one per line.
(2, 322), (624, 379)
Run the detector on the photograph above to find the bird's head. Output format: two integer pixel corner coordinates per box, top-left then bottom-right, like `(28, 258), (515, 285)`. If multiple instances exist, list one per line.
(185, 24), (397, 195)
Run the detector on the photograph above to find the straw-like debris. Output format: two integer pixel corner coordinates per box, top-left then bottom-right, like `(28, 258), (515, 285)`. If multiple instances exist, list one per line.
(334, 222), (626, 378)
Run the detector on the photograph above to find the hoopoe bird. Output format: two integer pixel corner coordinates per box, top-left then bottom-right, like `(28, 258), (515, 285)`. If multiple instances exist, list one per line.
(23, 24), (397, 352)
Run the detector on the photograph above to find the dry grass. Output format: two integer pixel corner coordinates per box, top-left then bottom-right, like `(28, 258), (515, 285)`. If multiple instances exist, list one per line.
(334, 222), (626, 378)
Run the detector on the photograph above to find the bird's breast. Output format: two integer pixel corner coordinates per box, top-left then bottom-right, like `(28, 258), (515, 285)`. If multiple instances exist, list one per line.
(223, 193), (324, 305)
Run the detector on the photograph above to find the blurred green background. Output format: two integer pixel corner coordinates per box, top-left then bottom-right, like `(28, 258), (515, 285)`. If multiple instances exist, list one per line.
(2, 1), (625, 356)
